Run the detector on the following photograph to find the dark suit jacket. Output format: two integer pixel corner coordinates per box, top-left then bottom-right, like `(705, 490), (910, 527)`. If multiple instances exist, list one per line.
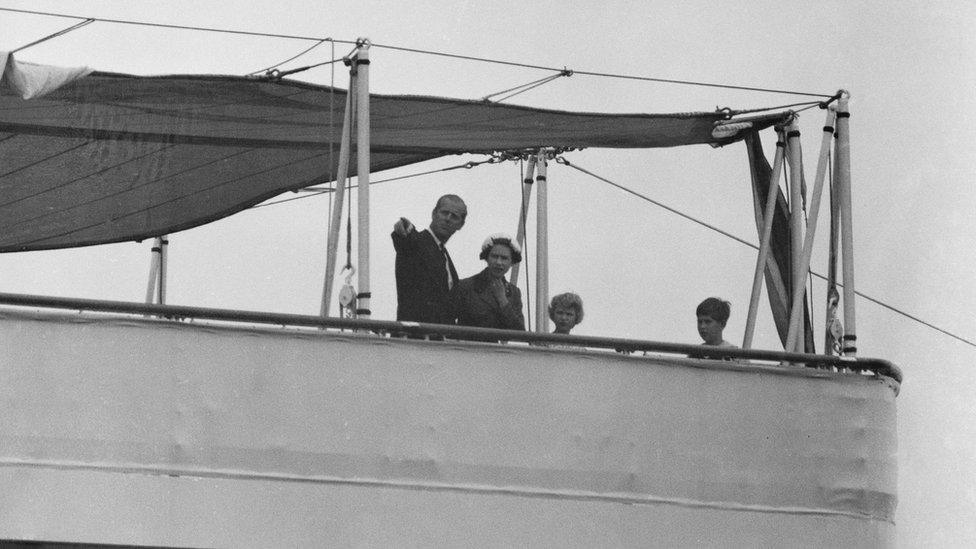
(451, 268), (525, 331)
(392, 227), (458, 324)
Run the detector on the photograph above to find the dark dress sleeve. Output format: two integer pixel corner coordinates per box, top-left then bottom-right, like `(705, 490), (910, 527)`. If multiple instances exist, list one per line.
(499, 284), (525, 331)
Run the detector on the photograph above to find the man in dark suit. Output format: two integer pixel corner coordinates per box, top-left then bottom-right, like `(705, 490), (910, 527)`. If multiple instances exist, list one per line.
(391, 194), (467, 324)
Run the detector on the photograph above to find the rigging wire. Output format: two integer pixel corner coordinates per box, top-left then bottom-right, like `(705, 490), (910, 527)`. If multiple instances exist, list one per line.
(557, 157), (976, 350)
(729, 91), (843, 117)
(728, 100), (823, 117)
(495, 75), (567, 103)
(0, 6), (833, 98)
(258, 57), (343, 80)
(252, 42), (359, 80)
(10, 18), (94, 53)
(794, 102), (826, 115)
(483, 70), (572, 103)
(369, 43), (833, 98)
(252, 157), (501, 209)
(0, 6), (355, 44)
(247, 38), (331, 76)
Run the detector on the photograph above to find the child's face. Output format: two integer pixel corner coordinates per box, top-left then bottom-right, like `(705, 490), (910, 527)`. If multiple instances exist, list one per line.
(697, 314), (724, 344)
(553, 306), (578, 333)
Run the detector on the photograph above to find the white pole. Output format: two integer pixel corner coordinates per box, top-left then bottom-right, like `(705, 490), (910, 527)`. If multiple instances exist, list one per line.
(157, 235), (168, 305)
(825, 124), (842, 354)
(355, 40), (371, 320)
(785, 121), (805, 352)
(535, 150), (549, 333)
(785, 109), (838, 350)
(320, 75), (355, 317)
(742, 132), (785, 349)
(145, 236), (162, 304)
(836, 93), (857, 356)
(510, 154), (537, 288)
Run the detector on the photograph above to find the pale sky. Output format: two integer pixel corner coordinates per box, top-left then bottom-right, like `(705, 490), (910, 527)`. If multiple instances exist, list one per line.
(1, 1), (974, 546)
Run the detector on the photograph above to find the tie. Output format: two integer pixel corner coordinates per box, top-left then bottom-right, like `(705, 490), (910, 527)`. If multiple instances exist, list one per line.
(440, 244), (453, 290)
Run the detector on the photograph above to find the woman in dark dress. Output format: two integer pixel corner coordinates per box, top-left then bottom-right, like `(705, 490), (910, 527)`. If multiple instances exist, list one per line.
(451, 233), (525, 332)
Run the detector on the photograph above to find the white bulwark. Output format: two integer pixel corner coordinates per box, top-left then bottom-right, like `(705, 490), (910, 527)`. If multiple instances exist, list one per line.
(0, 306), (897, 547)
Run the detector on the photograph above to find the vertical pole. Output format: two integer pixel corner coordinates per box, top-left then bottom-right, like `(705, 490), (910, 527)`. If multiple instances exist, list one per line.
(355, 40), (371, 320)
(785, 120), (805, 352)
(157, 235), (168, 305)
(785, 109), (838, 350)
(320, 75), (355, 317)
(742, 131), (785, 349)
(825, 127), (842, 354)
(836, 93), (857, 356)
(535, 150), (549, 333)
(510, 153), (537, 288)
(145, 236), (162, 304)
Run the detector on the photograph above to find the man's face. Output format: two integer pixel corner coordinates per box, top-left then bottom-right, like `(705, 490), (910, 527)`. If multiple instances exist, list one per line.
(697, 314), (724, 345)
(430, 198), (466, 241)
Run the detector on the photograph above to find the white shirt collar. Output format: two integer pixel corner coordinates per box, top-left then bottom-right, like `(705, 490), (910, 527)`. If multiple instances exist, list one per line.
(425, 227), (445, 248)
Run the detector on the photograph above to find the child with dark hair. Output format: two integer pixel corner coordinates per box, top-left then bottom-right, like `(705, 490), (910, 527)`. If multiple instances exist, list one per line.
(696, 297), (736, 348)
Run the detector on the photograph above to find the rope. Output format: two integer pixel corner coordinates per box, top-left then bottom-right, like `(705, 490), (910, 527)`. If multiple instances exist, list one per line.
(483, 70), (571, 102)
(247, 39), (331, 76)
(10, 18), (94, 53)
(558, 156), (976, 349)
(495, 74), (567, 103)
(0, 7), (834, 98)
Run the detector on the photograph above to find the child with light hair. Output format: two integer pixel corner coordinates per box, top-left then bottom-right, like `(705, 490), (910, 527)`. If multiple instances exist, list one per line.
(549, 292), (584, 335)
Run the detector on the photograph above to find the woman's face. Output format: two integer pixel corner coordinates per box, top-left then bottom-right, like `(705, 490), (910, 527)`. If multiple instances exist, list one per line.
(553, 306), (578, 334)
(486, 243), (513, 279)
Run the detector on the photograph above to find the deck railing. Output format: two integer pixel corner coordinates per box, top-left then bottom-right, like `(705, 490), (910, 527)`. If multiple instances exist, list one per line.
(0, 291), (901, 383)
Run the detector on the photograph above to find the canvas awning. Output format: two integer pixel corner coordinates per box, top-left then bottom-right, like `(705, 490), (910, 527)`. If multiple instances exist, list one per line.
(0, 53), (790, 252)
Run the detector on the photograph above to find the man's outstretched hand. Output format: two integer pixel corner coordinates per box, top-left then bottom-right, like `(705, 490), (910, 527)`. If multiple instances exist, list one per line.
(393, 217), (414, 236)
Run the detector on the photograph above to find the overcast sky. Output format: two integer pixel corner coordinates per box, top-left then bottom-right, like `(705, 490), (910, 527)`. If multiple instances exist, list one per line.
(1, 1), (974, 545)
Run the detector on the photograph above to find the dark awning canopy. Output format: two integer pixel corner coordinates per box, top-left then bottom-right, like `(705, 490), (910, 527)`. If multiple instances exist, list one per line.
(0, 54), (790, 252)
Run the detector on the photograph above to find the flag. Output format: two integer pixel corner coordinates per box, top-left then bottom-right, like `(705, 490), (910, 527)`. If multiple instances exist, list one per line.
(745, 132), (815, 353)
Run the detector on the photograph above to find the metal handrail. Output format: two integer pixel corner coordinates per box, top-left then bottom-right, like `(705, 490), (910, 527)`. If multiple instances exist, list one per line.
(0, 292), (902, 384)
